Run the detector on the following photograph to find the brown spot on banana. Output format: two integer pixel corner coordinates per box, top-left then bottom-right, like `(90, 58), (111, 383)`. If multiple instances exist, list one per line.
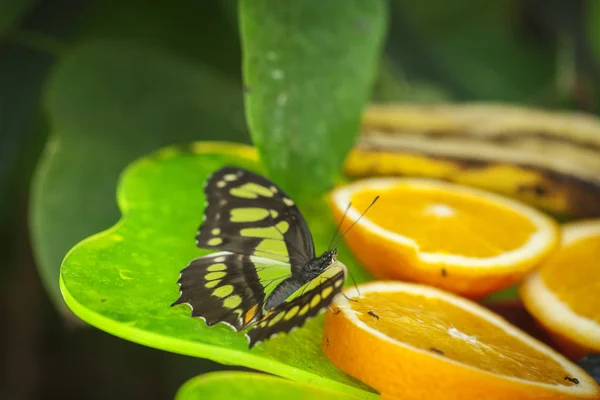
(344, 104), (600, 219)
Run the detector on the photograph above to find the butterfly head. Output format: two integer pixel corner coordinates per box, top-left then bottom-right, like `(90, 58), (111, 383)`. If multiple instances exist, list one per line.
(318, 248), (338, 269)
(329, 248), (338, 262)
(299, 249), (338, 281)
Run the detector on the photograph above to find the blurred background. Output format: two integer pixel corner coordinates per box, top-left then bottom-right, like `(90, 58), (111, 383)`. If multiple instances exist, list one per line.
(2, 0), (600, 398)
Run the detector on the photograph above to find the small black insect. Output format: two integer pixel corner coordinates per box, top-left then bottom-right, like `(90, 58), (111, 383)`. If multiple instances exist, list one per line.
(429, 347), (444, 355)
(564, 376), (580, 385)
(368, 310), (380, 320)
(100, 298), (107, 303)
(441, 268), (447, 277)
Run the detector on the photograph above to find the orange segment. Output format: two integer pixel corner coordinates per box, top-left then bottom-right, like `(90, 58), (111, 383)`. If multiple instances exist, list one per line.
(351, 186), (537, 257)
(322, 281), (600, 400)
(539, 237), (600, 322)
(329, 178), (559, 298)
(521, 219), (600, 359)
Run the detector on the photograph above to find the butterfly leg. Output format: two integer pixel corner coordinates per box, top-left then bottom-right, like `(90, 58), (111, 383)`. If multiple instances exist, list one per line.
(328, 305), (341, 314)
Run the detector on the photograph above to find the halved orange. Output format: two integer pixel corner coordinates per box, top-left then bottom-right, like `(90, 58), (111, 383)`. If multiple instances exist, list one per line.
(322, 281), (600, 400)
(329, 178), (560, 298)
(520, 219), (600, 360)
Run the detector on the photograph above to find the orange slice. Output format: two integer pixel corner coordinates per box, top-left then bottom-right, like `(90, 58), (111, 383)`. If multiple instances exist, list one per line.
(329, 178), (559, 298)
(520, 219), (600, 360)
(322, 281), (600, 400)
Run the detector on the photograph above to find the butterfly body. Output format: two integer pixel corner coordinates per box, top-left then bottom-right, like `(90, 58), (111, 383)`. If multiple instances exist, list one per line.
(172, 166), (347, 347)
(264, 249), (338, 310)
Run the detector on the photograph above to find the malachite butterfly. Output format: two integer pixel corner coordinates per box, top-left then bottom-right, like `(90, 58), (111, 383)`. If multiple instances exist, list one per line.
(171, 166), (349, 348)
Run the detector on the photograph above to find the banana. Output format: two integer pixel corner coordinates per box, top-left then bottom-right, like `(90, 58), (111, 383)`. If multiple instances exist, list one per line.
(344, 104), (600, 219)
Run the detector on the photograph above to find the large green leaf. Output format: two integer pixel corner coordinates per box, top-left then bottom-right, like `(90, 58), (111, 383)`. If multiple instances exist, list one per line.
(59, 142), (376, 399)
(29, 0), (245, 316)
(240, 0), (388, 202)
(176, 371), (360, 400)
(31, 40), (247, 316)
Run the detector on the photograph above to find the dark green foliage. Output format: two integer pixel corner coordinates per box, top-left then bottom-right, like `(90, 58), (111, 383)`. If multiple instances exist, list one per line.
(1, 0), (599, 398)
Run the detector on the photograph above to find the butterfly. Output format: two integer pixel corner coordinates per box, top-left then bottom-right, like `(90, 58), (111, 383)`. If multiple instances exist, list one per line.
(171, 166), (350, 348)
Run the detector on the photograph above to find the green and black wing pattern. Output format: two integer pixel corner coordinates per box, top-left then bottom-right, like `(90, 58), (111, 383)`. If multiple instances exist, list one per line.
(246, 264), (347, 347)
(196, 166), (315, 266)
(172, 252), (269, 330)
(172, 166), (348, 348)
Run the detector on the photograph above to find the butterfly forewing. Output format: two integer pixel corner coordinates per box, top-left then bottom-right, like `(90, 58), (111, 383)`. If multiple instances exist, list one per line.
(246, 263), (347, 347)
(173, 252), (296, 331)
(196, 167), (315, 267)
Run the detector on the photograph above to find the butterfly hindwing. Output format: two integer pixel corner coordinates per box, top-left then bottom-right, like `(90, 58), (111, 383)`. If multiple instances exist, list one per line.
(172, 252), (275, 330)
(246, 263), (347, 347)
(196, 166), (315, 266)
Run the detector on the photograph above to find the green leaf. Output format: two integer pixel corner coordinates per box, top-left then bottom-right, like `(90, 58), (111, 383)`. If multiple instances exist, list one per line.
(31, 41), (247, 316)
(0, 0), (34, 36)
(59, 142), (375, 399)
(0, 47), (51, 215)
(370, 57), (451, 103)
(386, 0), (555, 102)
(80, 0), (242, 79)
(588, 1), (600, 62)
(240, 0), (388, 202)
(482, 285), (519, 303)
(175, 371), (361, 400)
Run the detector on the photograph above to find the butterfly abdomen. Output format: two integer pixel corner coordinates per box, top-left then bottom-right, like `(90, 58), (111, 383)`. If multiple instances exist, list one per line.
(264, 277), (304, 310)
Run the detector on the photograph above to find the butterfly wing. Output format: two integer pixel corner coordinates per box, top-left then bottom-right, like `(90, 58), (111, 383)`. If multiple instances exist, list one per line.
(196, 166), (315, 267)
(245, 262), (347, 348)
(172, 252), (292, 331)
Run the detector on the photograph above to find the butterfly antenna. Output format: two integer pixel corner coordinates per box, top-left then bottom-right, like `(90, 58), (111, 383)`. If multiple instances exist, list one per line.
(328, 202), (352, 251)
(345, 269), (361, 300)
(332, 195), (380, 250)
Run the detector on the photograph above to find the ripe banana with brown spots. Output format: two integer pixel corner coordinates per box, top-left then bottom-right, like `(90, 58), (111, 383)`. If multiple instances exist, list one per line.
(344, 104), (600, 219)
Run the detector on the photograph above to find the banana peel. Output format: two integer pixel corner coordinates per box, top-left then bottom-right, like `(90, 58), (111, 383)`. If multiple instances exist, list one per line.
(345, 104), (600, 219)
